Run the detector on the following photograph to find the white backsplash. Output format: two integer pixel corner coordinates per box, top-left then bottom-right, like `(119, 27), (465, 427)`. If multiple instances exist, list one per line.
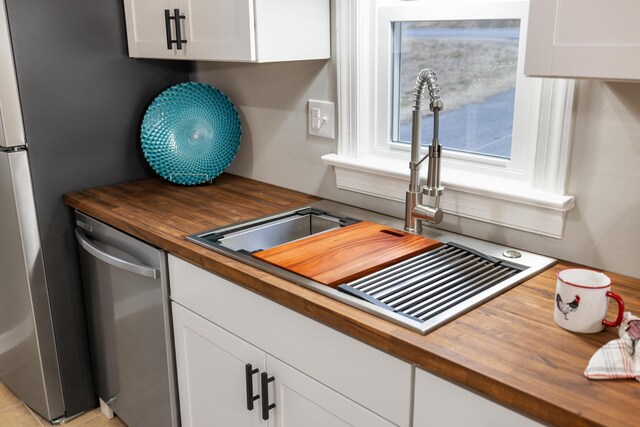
(193, 60), (640, 279)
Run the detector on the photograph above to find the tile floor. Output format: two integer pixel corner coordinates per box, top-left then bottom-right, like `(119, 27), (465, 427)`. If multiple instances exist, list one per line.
(0, 383), (127, 426)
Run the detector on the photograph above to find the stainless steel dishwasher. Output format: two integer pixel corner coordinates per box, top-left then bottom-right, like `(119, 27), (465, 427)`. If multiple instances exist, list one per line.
(75, 211), (179, 427)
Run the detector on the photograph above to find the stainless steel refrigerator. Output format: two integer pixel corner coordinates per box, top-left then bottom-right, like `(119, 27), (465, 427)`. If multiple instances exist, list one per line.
(0, 0), (189, 421)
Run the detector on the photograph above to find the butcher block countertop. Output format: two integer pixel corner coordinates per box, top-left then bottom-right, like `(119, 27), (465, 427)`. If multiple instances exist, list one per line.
(64, 174), (640, 427)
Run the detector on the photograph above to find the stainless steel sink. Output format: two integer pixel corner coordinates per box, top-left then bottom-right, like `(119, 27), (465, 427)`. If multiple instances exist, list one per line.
(188, 207), (359, 254)
(187, 202), (556, 334)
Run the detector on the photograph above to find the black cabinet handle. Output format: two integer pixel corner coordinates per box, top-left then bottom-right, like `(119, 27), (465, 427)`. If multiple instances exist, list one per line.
(173, 8), (186, 50)
(164, 9), (173, 50)
(164, 9), (187, 50)
(260, 372), (276, 420)
(245, 364), (259, 411)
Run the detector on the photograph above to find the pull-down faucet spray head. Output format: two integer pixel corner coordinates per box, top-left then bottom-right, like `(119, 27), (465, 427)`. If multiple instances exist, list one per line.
(404, 68), (445, 234)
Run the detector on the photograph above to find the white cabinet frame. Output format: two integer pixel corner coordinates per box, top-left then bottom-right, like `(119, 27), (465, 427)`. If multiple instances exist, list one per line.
(123, 0), (330, 62)
(525, 0), (640, 80)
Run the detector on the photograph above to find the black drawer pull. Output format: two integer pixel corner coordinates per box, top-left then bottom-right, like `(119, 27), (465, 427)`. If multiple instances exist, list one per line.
(164, 9), (173, 50)
(245, 364), (259, 411)
(173, 9), (186, 50)
(164, 9), (187, 50)
(260, 372), (276, 420)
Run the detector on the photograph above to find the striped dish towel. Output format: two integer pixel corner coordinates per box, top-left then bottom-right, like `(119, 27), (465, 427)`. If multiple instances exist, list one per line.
(584, 312), (640, 381)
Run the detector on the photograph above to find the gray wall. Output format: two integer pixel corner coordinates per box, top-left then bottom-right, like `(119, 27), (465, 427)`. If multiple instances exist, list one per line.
(6, 0), (190, 415)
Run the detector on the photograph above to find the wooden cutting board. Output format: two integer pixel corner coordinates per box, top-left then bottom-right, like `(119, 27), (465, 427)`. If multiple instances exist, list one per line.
(252, 221), (442, 287)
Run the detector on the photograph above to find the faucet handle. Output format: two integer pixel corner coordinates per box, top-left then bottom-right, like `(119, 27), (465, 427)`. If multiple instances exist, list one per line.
(413, 204), (443, 225)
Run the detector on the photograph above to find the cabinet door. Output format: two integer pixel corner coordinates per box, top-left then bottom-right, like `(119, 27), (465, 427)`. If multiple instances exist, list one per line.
(266, 356), (394, 427)
(525, 0), (640, 80)
(253, 0), (330, 62)
(414, 369), (542, 426)
(123, 0), (188, 59)
(172, 303), (266, 427)
(180, 0), (255, 61)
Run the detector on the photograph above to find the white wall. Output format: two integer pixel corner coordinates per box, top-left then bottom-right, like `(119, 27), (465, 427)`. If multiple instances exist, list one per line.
(194, 63), (640, 278)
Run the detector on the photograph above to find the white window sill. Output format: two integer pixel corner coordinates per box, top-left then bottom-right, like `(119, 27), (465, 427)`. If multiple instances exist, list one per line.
(321, 153), (575, 238)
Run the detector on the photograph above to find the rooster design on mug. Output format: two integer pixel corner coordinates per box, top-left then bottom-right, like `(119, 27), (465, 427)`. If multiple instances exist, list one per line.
(556, 294), (580, 320)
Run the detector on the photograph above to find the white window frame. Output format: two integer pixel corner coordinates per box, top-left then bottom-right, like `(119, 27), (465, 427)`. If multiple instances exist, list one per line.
(322, 0), (576, 238)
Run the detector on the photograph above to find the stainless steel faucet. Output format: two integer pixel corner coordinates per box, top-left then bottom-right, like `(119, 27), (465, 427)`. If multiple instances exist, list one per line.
(404, 68), (444, 234)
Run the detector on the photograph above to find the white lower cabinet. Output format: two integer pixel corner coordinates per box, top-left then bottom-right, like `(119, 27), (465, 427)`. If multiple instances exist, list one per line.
(172, 303), (392, 426)
(169, 255), (412, 426)
(413, 369), (543, 426)
(169, 255), (542, 427)
(172, 303), (265, 426)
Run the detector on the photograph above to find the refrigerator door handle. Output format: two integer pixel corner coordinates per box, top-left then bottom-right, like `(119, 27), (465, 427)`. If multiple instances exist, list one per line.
(75, 229), (159, 279)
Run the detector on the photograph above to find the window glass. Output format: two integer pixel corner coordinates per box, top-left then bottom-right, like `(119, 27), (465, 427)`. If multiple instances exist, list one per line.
(392, 19), (520, 159)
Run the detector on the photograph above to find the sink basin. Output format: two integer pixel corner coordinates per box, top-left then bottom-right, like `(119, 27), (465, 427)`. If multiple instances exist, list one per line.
(187, 203), (556, 334)
(188, 207), (359, 254)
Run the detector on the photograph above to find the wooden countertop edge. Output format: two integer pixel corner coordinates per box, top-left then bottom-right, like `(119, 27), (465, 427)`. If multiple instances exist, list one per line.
(64, 187), (632, 427)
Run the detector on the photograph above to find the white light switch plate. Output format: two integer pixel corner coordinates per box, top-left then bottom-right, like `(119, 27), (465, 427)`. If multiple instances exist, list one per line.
(308, 99), (335, 139)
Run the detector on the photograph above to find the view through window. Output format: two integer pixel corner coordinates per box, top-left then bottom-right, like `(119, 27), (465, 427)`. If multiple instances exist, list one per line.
(392, 19), (520, 159)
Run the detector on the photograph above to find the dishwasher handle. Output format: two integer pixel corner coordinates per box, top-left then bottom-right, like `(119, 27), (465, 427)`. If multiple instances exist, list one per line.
(75, 229), (160, 279)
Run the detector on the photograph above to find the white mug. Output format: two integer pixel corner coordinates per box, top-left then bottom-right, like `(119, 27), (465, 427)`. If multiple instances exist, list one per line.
(554, 268), (624, 333)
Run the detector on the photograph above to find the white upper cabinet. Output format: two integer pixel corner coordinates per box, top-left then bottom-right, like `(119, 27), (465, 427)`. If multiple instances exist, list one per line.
(123, 0), (330, 62)
(524, 0), (640, 80)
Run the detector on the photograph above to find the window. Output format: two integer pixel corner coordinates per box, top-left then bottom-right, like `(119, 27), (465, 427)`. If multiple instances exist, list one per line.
(392, 19), (520, 159)
(322, 0), (576, 238)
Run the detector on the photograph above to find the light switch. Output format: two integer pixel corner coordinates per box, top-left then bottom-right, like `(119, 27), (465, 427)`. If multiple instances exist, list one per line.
(308, 100), (335, 139)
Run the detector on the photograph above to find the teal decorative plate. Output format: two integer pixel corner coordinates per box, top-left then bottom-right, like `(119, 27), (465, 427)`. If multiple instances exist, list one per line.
(141, 82), (241, 185)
